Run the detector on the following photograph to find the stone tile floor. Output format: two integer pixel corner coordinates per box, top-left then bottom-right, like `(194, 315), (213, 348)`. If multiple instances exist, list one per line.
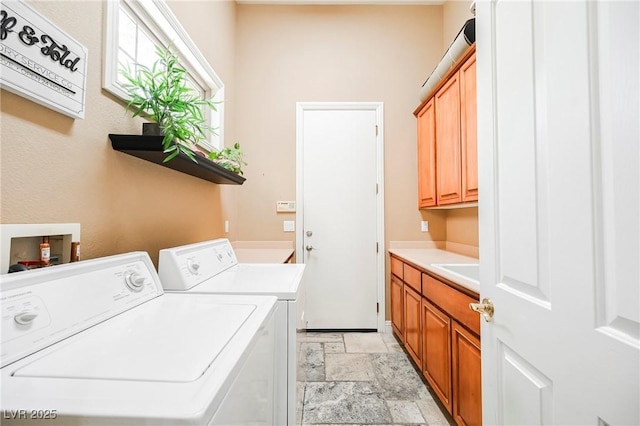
(296, 331), (454, 426)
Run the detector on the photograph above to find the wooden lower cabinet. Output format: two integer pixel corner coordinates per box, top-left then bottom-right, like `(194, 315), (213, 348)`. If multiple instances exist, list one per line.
(452, 321), (482, 426)
(422, 298), (452, 414)
(390, 274), (404, 337)
(390, 255), (481, 426)
(403, 285), (422, 366)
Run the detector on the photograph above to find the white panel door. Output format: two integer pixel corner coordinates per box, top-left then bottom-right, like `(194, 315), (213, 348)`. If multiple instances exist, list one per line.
(296, 103), (383, 330)
(477, 1), (639, 424)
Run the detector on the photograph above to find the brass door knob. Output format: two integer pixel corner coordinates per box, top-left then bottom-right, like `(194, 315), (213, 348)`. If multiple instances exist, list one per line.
(469, 297), (494, 322)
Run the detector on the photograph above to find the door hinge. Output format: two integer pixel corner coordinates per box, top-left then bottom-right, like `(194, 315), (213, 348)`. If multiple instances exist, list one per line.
(376, 302), (379, 313)
(376, 242), (379, 253)
(375, 125), (378, 136)
(376, 183), (379, 194)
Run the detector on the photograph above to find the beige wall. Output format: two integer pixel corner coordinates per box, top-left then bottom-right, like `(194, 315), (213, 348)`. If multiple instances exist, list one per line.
(0, 1), (237, 266)
(442, 0), (475, 51)
(234, 4), (446, 245)
(446, 207), (478, 247)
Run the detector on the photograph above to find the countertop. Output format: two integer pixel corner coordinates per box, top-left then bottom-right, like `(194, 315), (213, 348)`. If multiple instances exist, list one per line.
(388, 245), (479, 294)
(231, 241), (294, 264)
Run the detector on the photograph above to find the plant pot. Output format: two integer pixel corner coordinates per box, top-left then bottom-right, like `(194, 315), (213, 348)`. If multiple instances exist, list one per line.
(142, 122), (163, 136)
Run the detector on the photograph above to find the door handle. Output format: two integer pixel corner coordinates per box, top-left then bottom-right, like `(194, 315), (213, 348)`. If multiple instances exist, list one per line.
(469, 298), (494, 322)
(305, 245), (315, 251)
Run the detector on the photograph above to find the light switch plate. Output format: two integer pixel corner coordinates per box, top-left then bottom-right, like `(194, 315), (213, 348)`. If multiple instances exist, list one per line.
(283, 220), (295, 232)
(421, 221), (429, 232)
(277, 201), (296, 212)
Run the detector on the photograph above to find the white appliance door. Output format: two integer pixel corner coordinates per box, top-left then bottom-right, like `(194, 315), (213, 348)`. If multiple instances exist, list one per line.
(477, 0), (639, 424)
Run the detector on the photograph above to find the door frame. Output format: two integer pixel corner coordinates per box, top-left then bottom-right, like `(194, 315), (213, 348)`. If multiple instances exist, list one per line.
(295, 102), (386, 332)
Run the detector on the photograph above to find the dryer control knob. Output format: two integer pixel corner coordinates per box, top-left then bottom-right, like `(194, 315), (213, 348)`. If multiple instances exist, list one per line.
(186, 259), (200, 274)
(14, 311), (38, 325)
(125, 272), (145, 292)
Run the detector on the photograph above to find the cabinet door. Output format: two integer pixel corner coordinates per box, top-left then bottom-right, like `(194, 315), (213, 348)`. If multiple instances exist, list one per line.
(452, 321), (481, 426)
(390, 275), (404, 339)
(417, 98), (437, 208)
(460, 52), (478, 202)
(435, 72), (462, 205)
(390, 255), (403, 280)
(422, 298), (452, 414)
(403, 285), (422, 366)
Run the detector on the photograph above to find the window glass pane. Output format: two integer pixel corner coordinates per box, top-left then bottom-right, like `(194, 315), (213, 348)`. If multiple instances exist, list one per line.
(117, 48), (135, 84)
(118, 8), (136, 58)
(136, 29), (157, 70)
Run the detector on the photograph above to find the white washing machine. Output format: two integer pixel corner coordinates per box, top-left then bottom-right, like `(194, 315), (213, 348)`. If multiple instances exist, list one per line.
(158, 239), (306, 426)
(0, 252), (277, 425)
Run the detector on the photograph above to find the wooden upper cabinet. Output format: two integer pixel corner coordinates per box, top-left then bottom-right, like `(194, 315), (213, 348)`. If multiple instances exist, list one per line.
(435, 72), (463, 205)
(460, 52), (478, 202)
(417, 98), (437, 208)
(414, 44), (477, 208)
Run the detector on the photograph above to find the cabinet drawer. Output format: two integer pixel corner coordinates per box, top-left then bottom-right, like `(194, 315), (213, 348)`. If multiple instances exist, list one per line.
(404, 264), (422, 292)
(422, 273), (479, 335)
(391, 256), (404, 279)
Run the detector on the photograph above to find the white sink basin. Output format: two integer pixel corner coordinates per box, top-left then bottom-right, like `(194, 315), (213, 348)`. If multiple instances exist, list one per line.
(431, 263), (479, 283)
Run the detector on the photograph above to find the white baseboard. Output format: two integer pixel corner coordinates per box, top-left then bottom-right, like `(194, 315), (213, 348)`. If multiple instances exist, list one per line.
(384, 320), (392, 334)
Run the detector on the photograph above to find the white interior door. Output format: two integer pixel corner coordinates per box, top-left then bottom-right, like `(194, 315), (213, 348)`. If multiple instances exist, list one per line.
(477, 1), (639, 424)
(296, 103), (384, 330)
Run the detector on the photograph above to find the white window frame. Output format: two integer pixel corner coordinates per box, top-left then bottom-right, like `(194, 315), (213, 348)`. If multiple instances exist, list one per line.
(102, 0), (224, 151)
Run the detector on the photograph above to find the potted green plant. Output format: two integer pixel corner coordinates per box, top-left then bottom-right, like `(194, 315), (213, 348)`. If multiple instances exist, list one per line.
(120, 45), (216, 162)
(208, 142), (247, 175)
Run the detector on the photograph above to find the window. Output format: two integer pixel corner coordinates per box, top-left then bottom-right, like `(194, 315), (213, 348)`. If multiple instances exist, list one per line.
(103, 0), (224, 151)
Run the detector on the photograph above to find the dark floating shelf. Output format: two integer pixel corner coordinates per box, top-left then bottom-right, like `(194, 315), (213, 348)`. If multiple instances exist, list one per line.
(109, 134), (246, 185)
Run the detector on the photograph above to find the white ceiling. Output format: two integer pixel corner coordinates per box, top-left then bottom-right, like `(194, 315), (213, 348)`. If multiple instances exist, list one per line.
(235, 0), (443, 5)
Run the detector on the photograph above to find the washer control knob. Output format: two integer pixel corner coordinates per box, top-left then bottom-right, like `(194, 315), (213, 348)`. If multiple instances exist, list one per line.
(186, 259), (200, 274)
(125, 271), (146, 292)
(217, 253), (223, 261)
(14, 311), (38, 325)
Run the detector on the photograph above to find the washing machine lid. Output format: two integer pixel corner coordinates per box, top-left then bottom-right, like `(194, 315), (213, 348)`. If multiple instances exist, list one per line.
(185, 263), (306, 300)
(13, 295), (255, 382)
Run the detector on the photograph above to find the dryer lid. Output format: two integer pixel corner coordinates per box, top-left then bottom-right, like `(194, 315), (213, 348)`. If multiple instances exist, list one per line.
(189, 264), (306, 300)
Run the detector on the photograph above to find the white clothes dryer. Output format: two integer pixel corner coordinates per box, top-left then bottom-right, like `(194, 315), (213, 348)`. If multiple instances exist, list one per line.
(158, 239), (306, 426)
(0, 252), (277, 426)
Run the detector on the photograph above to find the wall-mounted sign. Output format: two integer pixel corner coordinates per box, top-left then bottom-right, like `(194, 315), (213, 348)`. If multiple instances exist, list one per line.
(0, 0), (88, 119)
